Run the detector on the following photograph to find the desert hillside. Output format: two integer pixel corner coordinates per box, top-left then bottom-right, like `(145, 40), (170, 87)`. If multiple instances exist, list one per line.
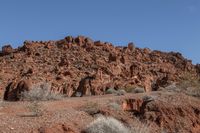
(0, 36), (200, 133)
(0, 36), (199, 100)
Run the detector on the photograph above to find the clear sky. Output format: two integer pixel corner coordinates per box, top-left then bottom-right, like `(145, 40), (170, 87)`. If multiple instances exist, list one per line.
(0, 0), (199, 64)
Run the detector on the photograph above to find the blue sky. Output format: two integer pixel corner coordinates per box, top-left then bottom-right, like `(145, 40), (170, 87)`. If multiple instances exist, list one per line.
(0, 0), (200, 64)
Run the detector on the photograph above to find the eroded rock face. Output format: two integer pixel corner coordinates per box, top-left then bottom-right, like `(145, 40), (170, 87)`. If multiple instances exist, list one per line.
(140, 99), (200, 133)
(0, 36), (199, 99)
(74, 76), (95, 97)
(122, 94), (200, 133)
(3, 80), (31, 101)
(122, 98), (143, 112)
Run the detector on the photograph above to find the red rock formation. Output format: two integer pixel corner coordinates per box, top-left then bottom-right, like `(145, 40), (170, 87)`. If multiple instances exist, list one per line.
(0, 36), (199, 100)
(1, 44), (14, 55)
(122, 98), (143, 112)
(3, 80), (31, 101)
(122, 94), (200, 133)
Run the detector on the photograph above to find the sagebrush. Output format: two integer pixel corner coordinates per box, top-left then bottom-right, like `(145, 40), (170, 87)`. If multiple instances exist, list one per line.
(83, 116), (131, 133)
(177, 72), (200, 98)
(21, 82), (63, 101)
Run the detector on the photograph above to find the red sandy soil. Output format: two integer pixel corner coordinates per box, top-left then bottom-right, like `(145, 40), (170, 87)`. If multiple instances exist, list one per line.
(0, 91), (200, 133)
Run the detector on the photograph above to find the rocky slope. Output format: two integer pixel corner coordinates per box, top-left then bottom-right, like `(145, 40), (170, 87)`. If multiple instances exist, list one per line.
(0, 36), (199, 100)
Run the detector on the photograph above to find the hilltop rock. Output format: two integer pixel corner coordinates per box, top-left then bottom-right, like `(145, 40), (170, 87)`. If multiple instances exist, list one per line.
(1, 45), (14, 55)
(127, 42), (135, 52)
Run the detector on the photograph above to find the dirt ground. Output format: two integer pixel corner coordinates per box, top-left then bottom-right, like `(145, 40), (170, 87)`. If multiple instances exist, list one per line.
(0, 91), (200, 133)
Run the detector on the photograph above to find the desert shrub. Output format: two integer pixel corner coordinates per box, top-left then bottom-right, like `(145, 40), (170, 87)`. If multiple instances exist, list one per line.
(82, 102), (100, 116)
(178, 72), (200, 89)
(106, 88), (126, 96)
(116, 89), (127, 95)
(142, 95), (156, 102)
(131, 122), (150, 133)
(83, 116), (131, 133)
(107, 102), (121, 111)
(105, 88), (118, 94)
(21, 82), (63, 101)
(185, 87), (200, 97)
(123, 85), (145, 93)
(177, 72), (200, 98)
(133, 87), (145, 93)
(123, 85), (135, 93)
(165, 83), (180, 91)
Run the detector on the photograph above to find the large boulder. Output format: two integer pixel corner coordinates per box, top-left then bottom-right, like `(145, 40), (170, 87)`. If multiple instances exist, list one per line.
(1, 45), (13, 55)
(73, 76), (95, 97)
(108, 53), (118, 63)
(152, 76), (171, 91)
(74, 36), (85, 46)
(127, 42), (135, 52)
(3, 80), (32, 101)
(122, 98), (143, 112)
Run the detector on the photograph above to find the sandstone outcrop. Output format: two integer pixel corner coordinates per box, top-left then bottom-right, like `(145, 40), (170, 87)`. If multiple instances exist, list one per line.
(122, 94), (200, 133)
(0, 36), (199, 100)
(3, 80), (31, 101)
